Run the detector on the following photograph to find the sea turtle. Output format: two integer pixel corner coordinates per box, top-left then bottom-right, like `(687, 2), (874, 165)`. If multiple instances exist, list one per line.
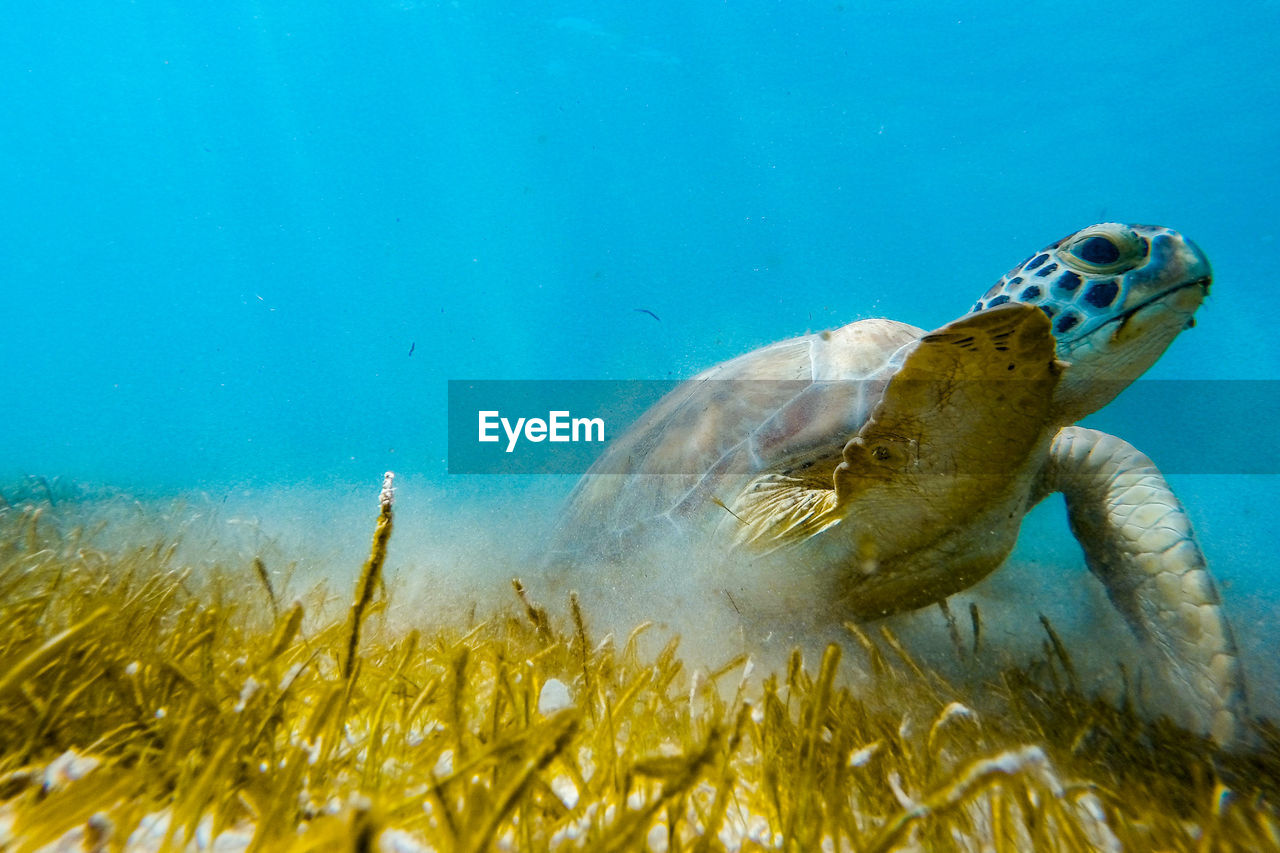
(554, 223), (1247, 746)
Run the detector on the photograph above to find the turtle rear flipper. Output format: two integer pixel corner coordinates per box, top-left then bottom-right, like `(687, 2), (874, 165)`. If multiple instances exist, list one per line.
(1040, 425), (1248, 747)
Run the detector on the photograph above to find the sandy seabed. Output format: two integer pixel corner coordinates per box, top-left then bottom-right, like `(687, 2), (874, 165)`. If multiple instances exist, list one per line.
(1, 478), (1277, 852)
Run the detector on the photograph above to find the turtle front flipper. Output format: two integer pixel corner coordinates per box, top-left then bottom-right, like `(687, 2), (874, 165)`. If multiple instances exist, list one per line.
(726, 304), (1059, 556)
(1040, 425), (1248, 747)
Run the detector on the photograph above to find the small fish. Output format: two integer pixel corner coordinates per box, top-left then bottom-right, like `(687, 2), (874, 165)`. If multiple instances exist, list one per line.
(408, 341), (416, 357)
(710, 495), (744, 523)
(724, 588), (742, 615)
(634, 307), (661, 322)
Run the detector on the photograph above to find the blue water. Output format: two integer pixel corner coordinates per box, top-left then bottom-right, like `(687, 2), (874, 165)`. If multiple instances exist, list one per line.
(3, 4), (1279, 710)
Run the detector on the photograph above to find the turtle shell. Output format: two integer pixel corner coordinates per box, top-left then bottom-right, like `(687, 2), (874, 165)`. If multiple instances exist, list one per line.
(556, 317), (923, 560)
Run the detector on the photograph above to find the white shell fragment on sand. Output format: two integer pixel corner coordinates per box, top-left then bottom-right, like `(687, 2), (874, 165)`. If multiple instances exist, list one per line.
(538, 677), (572, 715)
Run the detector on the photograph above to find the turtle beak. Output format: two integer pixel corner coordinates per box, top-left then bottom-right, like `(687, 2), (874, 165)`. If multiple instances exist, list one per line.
(1183, 276), (1210, 329)
(1185, 275), (1210, 330)
(1111, 274), (1209, 343)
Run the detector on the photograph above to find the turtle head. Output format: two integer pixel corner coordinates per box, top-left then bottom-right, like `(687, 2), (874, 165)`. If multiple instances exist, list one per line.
(971, 223), (1211, 421)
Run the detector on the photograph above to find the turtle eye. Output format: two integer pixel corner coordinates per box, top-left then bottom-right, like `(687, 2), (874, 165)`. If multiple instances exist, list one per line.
(1074, 235), (1120, 266)
(1059, 226), (1143, 274)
